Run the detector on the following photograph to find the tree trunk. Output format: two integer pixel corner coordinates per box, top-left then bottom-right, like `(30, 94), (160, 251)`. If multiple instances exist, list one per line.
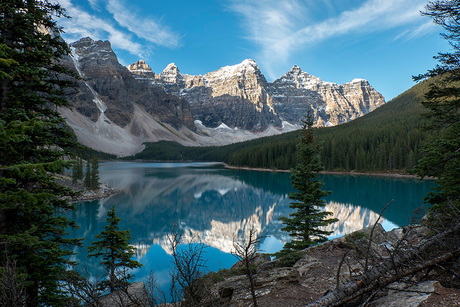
(308, 221), (460, 307)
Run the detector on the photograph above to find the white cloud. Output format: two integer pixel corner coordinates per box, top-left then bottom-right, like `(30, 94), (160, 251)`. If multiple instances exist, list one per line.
(229, 0), (432, 79)
(106, 0), (181, 48)
(87, 0), (102, 11)
(59, 0), (145, 57)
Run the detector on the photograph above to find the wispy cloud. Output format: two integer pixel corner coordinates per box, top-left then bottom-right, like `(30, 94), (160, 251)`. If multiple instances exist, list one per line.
(229, 0), (432, 79)
(106, 0), (181, 48)
(58, 0), (181, 60)
(59, 0), (145, 57)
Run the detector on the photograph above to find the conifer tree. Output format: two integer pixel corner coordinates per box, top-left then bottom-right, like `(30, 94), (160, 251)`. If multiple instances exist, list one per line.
(84, 158), (91, 189)
(90, 155), (100, 190)
(88, 205), (142, 293)
(278, 114), (337, 256)
(77, 157), (84, 180)
(72, 159), (79, 184)
(414, 0), (460, 225)
(0, 0), (80, 305)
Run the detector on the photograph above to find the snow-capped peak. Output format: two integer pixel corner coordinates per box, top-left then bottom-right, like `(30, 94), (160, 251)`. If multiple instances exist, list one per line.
(205, 59), (260, 81)
(240, 59), (258, 67)
(163, 63), (180, 73)
(350, 78), (366, 84)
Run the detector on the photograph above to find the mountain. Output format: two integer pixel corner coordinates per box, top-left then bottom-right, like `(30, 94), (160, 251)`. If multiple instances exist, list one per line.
(60, 37), (199, 156)
(130, 77), (433, 173)
(60, 37), (384, 156)
(268, 65), (385, 126)
(129, 59), (385, 130)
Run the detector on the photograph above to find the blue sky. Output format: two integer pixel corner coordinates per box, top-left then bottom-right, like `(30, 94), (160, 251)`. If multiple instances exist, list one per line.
(58, 0), (449, 101)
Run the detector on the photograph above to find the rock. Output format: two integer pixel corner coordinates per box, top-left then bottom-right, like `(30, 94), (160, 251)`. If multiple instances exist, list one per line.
(368, 281), (439, 307)
(231, 253), (271, 270)
(97, 282), (149, 306)
(293, 255), (323, 277)
(69, 37), (195, 130)
(268, 66), (385, 127)
(350, 222), (389, 244)
(158, 59), (282, 131)
(143, 60), (385, 132)
(126, 60), (155, 80)
(215, 267), (300, 306)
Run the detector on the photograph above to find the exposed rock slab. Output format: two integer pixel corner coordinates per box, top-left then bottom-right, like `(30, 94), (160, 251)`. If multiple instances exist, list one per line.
(130, 59), (385, 132)
(212, 223), (460, 307)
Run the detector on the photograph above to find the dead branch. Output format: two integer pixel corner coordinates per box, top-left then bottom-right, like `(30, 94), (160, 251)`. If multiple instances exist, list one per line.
(232, 225), (264, 307)
(307, 220), (460, 307)
(365, 200), (393, 272)
(332, 249), (459, 307)
(336, 250), (350, 289)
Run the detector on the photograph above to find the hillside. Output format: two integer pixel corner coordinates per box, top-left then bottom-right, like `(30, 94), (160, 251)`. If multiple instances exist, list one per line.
(129, 78), (434, 173)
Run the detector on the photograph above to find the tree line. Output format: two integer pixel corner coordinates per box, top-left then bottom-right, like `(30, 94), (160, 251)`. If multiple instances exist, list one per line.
(133, 77), (435, 173)
(225, 78), (436, 172)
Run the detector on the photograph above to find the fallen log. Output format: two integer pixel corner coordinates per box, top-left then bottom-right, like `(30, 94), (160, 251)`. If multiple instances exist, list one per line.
(332, 249), (459, 307)
(307, 220), (460, 307)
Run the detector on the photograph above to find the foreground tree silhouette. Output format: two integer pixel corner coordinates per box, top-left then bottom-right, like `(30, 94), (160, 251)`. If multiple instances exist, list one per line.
(88, 205), (142, 293)
(413, 0), (460, 227)
(277, 114), (337, 258)
(0, 0), (80, 304)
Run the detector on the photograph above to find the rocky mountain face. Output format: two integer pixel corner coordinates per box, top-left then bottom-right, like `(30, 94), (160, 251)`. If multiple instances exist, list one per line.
(129, 60), (385, 130)
(60, 37), (385, 156)
(68, 38), (194, 129)
(130, 60), (281, 131)
(268, 65), (385, 126)
(60, 37), (197, 156)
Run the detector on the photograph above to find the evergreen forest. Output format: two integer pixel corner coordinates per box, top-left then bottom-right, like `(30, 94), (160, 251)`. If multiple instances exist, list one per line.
(130, 77), (436, 173)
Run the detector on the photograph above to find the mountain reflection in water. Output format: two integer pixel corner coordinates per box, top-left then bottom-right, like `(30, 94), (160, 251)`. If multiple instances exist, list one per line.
(67, 162), (435, 285)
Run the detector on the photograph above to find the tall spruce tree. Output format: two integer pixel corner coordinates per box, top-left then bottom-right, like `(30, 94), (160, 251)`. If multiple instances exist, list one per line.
(84, 158), (91, 189)
(414, 0), (460, 226)
(90, 155), (100, 190)
(278, 114), (337, 256)
(0, 0), (80, 305)
(88, 205), (142, 293)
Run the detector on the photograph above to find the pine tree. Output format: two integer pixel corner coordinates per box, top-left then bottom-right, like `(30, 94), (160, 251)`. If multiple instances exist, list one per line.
(72, 159), (79, 184)
(84, 158), (91, 189)
(413, 0), (460, 226)
(90, 155), (100, 190)
(77, 157), (84, 180)
(278, 114), (338, 256)
(88, 205), (142, 293)
(0, 0), (80, 305)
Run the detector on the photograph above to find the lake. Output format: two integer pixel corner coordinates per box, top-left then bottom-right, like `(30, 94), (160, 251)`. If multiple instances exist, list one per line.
(66, 161), (436, 294)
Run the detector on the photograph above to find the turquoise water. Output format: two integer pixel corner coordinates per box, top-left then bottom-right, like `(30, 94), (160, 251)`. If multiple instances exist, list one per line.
(67, 162), (436, 294)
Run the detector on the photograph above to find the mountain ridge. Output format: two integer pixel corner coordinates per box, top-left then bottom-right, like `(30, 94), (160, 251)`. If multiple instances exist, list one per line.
(60, 37), (386, 156)
(128, 58), (385, 130)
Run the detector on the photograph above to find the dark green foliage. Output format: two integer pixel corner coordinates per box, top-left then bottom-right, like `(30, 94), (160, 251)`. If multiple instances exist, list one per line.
(130, 79), (434, 173)
(72, 156), (83, 184)
(90, 155), (100, 190)
(277, 115), (337, 257)
(83, 155), (100, 190)
(224, 80), (435, 172)
(0, 0), (80, 305)
(414, 0), (460, 226)
(274, 251), (303, 268)
(87, 205), (142, 293)
(84, 159), (91, 189)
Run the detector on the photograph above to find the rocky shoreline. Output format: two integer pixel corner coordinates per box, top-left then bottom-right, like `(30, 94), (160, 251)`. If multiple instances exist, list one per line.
(53, 173), (120, 202)
(69, 184), (120, 202)
(223, 163), (437, 180)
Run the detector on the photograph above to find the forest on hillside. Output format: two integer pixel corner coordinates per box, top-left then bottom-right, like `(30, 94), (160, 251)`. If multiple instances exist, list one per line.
(129, 77), (435, 173)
